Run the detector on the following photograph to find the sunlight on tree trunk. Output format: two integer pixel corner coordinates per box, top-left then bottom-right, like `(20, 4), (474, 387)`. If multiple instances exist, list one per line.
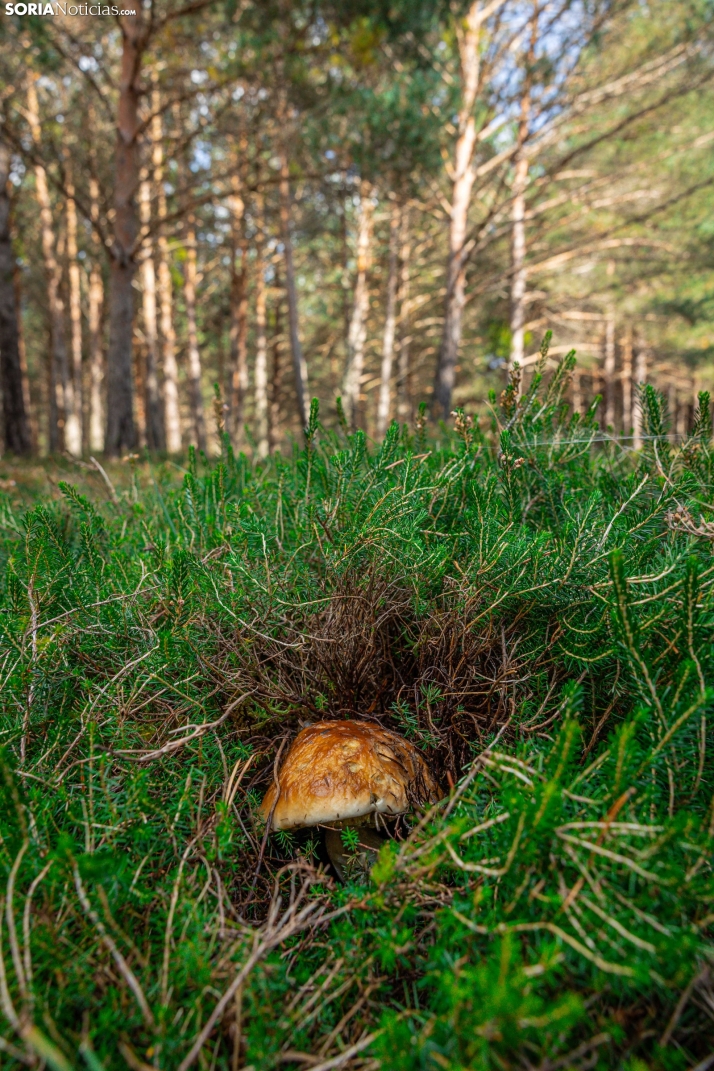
(184, 209), (207, 452)
(254, 189), (269, 459)
(377, 200), (400, 439)
(27, 74), (68, 453)
(508, 149), (528, 381)
(0, 140), (31, 455)
(397, 205), (412, 426)
(572, 370), (582, 416)
(151, 97), (181, 455)
(279, 149), (308, 430)
(88, 174), (105, 454)
(270, 265), (283, 455)
(604, 312), (616, 429)
(632, 337), (647, 449)
(139, 171), (165, 451)
(229, 167), (248, 449)
(342, 179), (373, 430)
(64, 159), (83, 457)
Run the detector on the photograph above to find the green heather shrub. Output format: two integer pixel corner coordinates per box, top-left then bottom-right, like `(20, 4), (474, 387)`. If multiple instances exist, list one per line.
(0, 349), (713, 1069)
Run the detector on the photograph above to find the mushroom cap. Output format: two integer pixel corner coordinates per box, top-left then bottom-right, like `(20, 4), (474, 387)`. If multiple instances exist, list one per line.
(260, 719), (441, 831)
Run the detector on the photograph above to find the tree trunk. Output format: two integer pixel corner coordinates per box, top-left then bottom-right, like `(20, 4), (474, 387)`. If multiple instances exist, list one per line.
(270, 266), (283, 455)
(151, 95), (181, 454)
(342, 179), (374, 430)
(183, 210), (207, 451)
(397, 205), (412, 425)
(13, 262), (35, 450)
(572, 370), (582, 416)
(434, 1), (482, 420)
(676, 382), (688, 439)
(228, 169), (248, 448)
(603, 312), (616, 429)
(254, 189), (269, 458)
(377, 200), (400, 438)
(508, 150), (528, 378)
(139, 171), (165, 451)
(105, 13), (146, 455)
(279, 151), (308, 429)
(508, 21), (540, 386)
(621, 326), (632, 434)
(632, 337), (647, 449)
(64, 159), (83, 456)
(0, 141), (32, 455)
(88, 174), (105, 453)
(27, 74), (68, 452)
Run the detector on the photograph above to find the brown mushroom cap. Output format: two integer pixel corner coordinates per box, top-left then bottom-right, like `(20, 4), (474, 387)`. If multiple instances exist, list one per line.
(260, 719), (441, 831)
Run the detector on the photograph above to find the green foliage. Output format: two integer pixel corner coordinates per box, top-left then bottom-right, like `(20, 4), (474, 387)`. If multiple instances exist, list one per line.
(0, 361), (713, 1066)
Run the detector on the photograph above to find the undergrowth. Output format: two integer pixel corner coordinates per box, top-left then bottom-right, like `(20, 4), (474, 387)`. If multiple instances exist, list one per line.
(1, 348), (713, 1070)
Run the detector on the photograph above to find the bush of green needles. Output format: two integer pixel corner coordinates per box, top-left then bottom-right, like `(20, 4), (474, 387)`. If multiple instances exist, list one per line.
(1, 346), (713, 1069)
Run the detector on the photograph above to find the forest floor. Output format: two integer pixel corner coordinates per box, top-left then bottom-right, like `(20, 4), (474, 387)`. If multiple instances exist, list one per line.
(1, 364), (713, 1070)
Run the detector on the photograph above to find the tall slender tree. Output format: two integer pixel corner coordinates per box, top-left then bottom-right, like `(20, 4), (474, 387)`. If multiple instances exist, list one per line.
(104, 11), (147, 454)
(139, 169), (165, 450)
(254, 188), (269, 458)
(151, 94), (182, 454)
(87, 171), (105, 454)
(183, 205), (207, 452)
(508, 4), (538, 381)
(377, 199), (401, 438)
(26, 74), (69, 452)
(279, 141), (309, 429)
(0, 140), (31, 455)
(342, 179), (374, 429)
(434, 1), (485, 420)
(228, 163), (249, 447)
(64, 156), (83, 456)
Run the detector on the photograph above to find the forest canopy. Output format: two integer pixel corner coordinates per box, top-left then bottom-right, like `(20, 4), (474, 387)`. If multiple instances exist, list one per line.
(0, 0), (712, 456)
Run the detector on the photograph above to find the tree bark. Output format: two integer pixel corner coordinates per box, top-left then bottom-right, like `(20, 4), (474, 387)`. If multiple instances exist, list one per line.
(64, 158), (83, 456)
(254, 189), (269, 459)
(434, 1), (482, 420)
(279, 150), (308, 429)
(377, 200), (400, 438)
(27, 74), (68, 452)
(0, 141), (31, 455)
(397, 205), (412, 425)
(183, 209), (206, 451)
(228, 169), (248, 448)
(151, 96), (181, 454)
(88, 174), (105, 453)
(139, 171), (165, 450)
(105, 12), (146, 455)
(342, 180), (374, 430)
(603, 312), (616, 429)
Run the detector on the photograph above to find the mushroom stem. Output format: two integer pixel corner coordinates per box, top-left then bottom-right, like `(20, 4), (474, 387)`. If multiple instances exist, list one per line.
(323, 824), (384, 883)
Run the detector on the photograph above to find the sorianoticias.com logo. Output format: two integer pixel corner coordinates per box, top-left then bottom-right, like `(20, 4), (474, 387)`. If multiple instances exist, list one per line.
(4, 3), (135, 12)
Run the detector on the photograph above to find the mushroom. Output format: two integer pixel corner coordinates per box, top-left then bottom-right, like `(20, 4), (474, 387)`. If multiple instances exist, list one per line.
(260, 719), (441, 881)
